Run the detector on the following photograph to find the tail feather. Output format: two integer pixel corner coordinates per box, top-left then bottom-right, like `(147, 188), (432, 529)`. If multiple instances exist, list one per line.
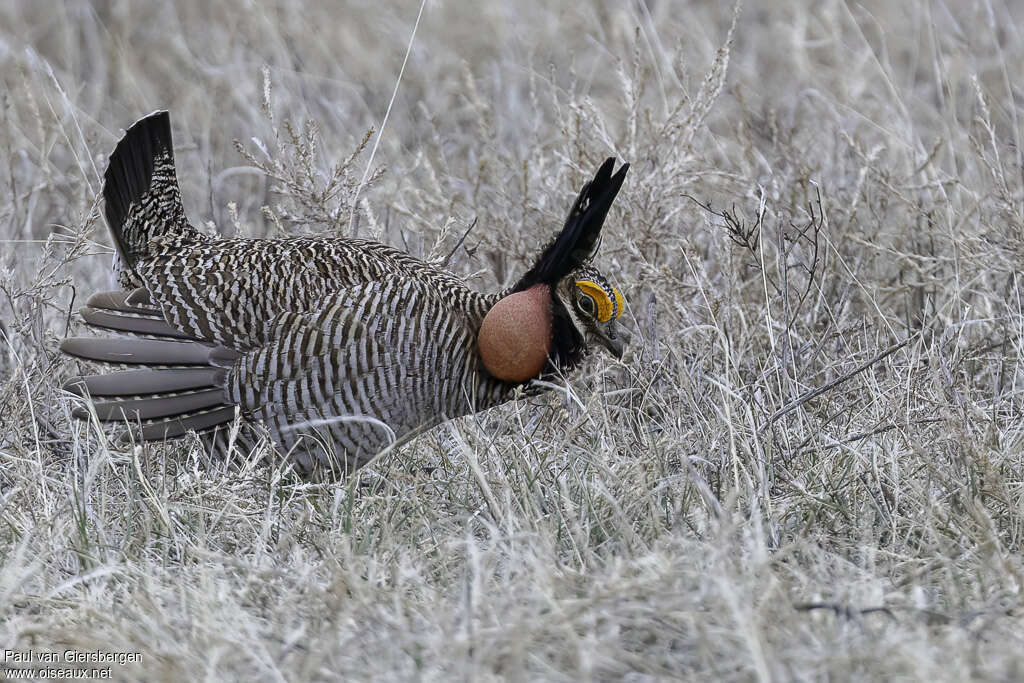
(80, 306), (193, 339)
(138, 406), (239, 441)
(125, 287), (156, 307)
(103, 110), (192, 271)
(61, 336), (215, 366)
(64, 367), (224, 397)
(72, 388), (226, 422)
(86, 288), (160, 315)
(79, 288), (194, 340)
(64, 110), (241, 446)
(63, 286), (242, 443)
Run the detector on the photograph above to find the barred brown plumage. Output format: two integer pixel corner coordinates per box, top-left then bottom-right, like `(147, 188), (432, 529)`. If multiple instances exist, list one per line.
(61, 110), (630, 477)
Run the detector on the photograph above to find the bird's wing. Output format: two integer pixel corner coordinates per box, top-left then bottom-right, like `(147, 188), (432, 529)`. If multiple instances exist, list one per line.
(221, 277), (484, 473)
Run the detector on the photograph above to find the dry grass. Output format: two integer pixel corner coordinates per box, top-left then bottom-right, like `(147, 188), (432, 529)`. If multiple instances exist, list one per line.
(2, 0), (1024, 680)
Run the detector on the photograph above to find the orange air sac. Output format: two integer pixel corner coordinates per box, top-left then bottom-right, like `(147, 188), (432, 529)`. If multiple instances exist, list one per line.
(478, 284), (553, 383)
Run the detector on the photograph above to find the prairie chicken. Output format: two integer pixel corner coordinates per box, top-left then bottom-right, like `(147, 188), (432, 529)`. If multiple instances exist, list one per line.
(62, 111), (630, 476)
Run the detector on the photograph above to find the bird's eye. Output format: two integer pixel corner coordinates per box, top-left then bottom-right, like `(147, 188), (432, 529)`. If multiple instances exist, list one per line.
(577, 293), (597, 317)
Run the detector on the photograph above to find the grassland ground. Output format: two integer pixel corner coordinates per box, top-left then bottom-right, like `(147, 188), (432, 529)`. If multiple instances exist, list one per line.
(1, 1), (1023, 680)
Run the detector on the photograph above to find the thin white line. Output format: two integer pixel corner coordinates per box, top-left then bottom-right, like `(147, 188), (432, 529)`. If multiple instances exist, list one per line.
(281, 415), (396, 445)
(348, 0), (428, 233)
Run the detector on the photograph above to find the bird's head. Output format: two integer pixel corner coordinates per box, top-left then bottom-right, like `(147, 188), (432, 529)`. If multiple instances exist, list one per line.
(478, 158), (630, 383)
(554, 263), (630, 361)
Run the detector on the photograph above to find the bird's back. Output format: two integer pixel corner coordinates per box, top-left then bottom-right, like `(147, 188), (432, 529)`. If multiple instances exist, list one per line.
(136, 234), (492, 350)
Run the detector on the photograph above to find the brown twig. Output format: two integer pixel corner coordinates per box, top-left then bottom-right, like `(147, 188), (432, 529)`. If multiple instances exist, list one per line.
(759, 334), (918, 431)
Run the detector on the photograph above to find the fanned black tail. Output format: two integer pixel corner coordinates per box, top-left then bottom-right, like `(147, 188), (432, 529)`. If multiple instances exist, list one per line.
(103, 111), (195, 273)
(60, 289), (243, 442)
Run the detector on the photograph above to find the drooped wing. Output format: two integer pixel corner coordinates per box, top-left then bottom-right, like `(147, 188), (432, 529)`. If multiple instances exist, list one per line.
(222, 278), (493, 474)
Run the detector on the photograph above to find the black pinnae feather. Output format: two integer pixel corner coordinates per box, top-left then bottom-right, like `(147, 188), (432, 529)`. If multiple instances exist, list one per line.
(514, 158), (629, 292)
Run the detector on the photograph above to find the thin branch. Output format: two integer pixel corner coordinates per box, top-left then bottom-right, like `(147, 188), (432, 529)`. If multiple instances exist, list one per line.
(760, 334), (917, 431)
(443, 217), (478, 268)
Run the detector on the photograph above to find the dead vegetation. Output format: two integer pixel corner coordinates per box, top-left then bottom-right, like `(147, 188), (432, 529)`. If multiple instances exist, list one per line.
(1, 0), (1023, 680)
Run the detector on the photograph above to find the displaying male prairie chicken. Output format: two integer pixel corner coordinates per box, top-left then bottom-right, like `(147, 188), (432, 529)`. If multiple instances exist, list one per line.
(62, 111), (630, 476)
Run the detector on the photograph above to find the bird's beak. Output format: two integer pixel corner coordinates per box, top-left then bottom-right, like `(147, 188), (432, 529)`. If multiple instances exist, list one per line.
(595, 318), (630, 359)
